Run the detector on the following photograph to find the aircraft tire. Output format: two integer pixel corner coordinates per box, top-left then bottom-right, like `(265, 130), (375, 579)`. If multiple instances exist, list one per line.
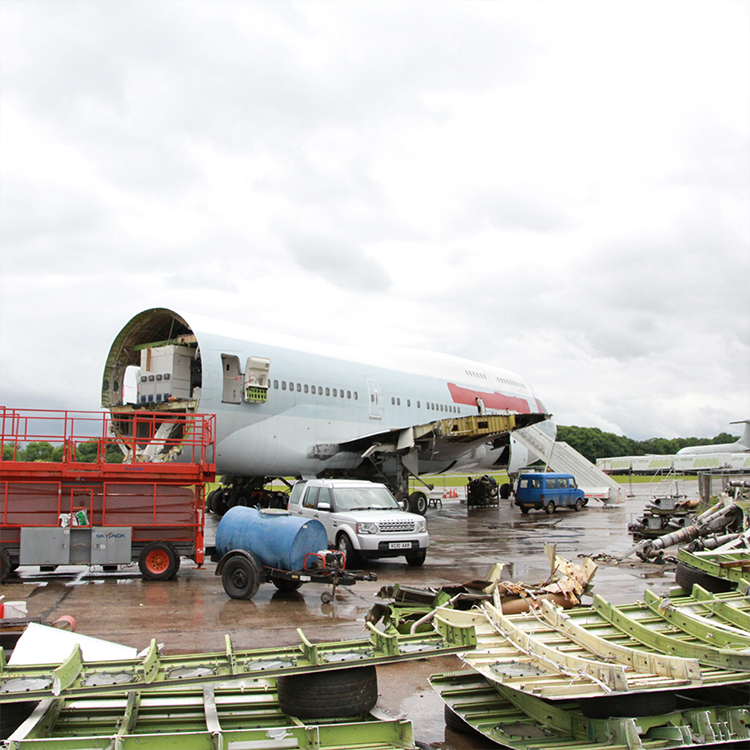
(206, 488), (220, 513)
(408, 491), (428, 515)
(276, 665), (377, 718)
(222, 555), (262, 599)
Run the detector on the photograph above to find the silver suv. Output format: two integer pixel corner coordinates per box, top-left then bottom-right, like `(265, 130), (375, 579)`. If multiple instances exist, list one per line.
(288, 479), (429, 567)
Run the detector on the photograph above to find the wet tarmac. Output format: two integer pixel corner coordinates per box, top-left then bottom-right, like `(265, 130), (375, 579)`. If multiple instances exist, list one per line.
(1, 478), (695, 747)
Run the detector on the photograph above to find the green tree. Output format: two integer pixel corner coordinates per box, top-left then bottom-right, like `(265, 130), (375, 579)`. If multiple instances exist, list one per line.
(23, 441), (56, 462)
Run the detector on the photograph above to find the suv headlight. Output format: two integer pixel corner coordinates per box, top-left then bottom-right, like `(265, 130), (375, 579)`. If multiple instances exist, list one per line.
(356, 522), (379, 534)
(415, 518), (426, 533)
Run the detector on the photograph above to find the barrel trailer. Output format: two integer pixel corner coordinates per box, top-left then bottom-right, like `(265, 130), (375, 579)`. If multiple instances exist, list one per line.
(0, 408), (374, 600)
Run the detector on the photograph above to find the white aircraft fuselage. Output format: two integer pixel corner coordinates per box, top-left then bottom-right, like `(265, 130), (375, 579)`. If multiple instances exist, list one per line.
(102, 309), (552, 489)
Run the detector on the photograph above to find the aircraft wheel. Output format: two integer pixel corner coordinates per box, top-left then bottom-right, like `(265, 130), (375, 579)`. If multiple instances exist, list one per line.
(408, 491), (428, 515)
(545, 501), (555, 514)
(395, 492), (409, 511)
(222, 555), (261, 599)
(206, 488), (220, 513)
(139, 542), (179, 581)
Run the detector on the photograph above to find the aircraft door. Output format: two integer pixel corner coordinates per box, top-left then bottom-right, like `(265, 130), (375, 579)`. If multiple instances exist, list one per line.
(366, 378), (383, 420)
(221, 354), (242, 404)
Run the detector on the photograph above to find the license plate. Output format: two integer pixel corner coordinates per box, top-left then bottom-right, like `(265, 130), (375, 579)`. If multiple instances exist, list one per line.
(389, 542), (412, 550)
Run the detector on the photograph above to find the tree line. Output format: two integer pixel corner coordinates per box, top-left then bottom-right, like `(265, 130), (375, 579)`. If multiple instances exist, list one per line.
(2, 441), (125, 464)
(556, 425), (739, 463)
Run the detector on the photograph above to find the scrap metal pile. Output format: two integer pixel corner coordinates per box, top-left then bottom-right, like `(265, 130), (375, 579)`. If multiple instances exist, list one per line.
(626, 480), (750, 562)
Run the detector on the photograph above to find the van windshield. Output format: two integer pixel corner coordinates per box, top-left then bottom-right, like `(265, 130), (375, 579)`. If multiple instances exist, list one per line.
(333, 487), (400, 511)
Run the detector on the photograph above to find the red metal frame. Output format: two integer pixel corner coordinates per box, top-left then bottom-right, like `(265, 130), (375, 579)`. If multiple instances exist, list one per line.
(0, 407), (216, 566)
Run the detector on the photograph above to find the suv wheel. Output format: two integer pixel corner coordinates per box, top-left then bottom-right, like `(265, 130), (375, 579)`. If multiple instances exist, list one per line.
(406, 550), (426, 567)
(337, 534), (360, 568)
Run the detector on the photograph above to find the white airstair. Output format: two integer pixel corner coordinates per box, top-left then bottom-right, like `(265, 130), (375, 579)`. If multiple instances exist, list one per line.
(514, 424), (624, 504)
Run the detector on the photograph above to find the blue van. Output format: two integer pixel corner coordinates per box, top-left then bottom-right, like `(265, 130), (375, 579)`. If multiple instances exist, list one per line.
(514, 473), (586, 514)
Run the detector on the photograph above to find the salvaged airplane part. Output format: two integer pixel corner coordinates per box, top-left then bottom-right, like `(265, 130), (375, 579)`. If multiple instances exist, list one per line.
(675, 548), (750, 594)
(0, 615), (477, 703)
(625, 500), (742, 561)
(430, 669), (750, 750)
(6, 678), (418, 749)
(435, 582), (750, 702)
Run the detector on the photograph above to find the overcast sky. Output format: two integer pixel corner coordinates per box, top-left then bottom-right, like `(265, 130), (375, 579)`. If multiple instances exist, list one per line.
(1, 0), (748, 442)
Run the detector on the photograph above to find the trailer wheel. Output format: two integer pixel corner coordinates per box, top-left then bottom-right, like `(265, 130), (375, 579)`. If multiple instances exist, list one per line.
(408, 491), (428, 516)
(222, 555), (261, 599)
(276, 665), (377, 718)
(272, 577), (303, 593)
(0, 548), (12, 583)
(138, 542), (179, 581)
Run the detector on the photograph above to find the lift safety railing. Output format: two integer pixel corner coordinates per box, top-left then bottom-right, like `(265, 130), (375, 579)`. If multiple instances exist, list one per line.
(0, 407), (216, 475)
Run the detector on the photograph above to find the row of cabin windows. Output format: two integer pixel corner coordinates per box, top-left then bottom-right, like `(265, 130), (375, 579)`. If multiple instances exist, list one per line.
(388, 396), (460, 414)
(273, 380), (359, 400)
(465, 368), (525, 392)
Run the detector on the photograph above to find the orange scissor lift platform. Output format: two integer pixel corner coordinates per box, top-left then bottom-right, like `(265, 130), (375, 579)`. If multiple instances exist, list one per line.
(0, 407), (216, 581)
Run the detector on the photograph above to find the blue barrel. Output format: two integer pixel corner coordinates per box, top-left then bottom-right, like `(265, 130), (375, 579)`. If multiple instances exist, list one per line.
(215, 506), (328, 571)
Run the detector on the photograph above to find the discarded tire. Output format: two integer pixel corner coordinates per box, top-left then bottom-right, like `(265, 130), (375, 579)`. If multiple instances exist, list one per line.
(675, 562), (736, 595)
(579, 690), (676, 718)
(443, 704), (482, 736)
(276, 666), (377, 718)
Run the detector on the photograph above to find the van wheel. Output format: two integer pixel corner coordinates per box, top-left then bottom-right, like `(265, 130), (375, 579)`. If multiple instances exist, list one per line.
(520, 506), (529, 515)
(575, 498), (584, 511)
(545, 501), (555, 514)
(139, 542), (179, 580)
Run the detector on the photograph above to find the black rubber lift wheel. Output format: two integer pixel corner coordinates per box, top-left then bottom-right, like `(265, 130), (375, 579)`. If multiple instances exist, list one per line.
(222, 555), (262, 600)
(675, 562), (736, 595)
(138, 542), (180, 581)
(276, 665), (378, 719)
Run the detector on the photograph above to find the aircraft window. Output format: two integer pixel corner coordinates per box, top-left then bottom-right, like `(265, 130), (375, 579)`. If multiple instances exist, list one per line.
(333, 388), (338, 397)
(289, 382), (294, 390)
(297, 383), (301, 392)
(282, 381), (287, 390)
(347, 391), (351, 399)
(311, 385), (317, 395)
(273, 380), (278, 389)
(397, 398), (401, 406)
(354, 392), (358, 400)
(340, 390), (344, 398)
(304, 384), (309, 393)
(417, 401), (421, 408)
(407, 399), (411, 407)
(370, 394), (374, 402)
(391, 397), (395, 405)
(326, 387), (330, 396)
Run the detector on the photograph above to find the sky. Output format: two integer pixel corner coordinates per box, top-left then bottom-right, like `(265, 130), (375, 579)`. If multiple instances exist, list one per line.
(1, 0), (748, 442)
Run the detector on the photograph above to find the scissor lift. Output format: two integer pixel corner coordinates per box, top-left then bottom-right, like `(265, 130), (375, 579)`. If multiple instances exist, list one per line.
(0, 407), (215, 581)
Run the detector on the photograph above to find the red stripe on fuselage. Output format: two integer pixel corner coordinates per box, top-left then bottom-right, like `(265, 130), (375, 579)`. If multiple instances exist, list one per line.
(447, 383), (537, 413)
